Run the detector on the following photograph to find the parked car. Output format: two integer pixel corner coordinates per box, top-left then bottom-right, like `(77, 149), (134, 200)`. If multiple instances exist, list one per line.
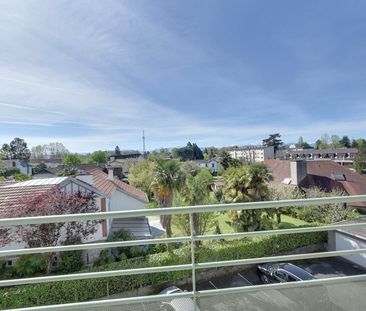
(159, 286), (201, 311)
(257, 262), (315, 284)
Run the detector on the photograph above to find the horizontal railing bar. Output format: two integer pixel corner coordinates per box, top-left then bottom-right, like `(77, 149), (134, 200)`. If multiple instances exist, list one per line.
(5, 273), (366, 311)
(2, 222), (366, 258)
(0, 264), (192, 287)
(196, 222), (366, 241)
(1, 195), (366, 227)
(1, 248), (365, 288)
(196, 273), (366, 296)
(196, 248), (366, 270)
(0, 236), (191, 257)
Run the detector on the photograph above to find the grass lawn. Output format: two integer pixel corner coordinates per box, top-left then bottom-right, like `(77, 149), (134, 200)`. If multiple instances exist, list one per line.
(171, 213), (311, 236)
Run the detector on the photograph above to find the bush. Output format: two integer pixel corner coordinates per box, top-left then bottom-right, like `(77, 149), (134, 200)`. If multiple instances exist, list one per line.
(12, 173), (32, 181)
(0, 232), (326, 309)
(0, 167), (19, 178)
(60, 239), (84, 273)
(13, 255), (46, 278)
(296, 187), (355, 224)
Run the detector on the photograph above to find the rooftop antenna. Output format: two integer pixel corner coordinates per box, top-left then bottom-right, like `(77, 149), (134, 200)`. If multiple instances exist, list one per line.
(142, 130), (146, 157)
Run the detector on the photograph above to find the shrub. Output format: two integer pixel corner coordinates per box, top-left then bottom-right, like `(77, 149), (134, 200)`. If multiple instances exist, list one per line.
(60, 238), (83, 273)
(296, 187), (355, 224)
(0, 167), (19, 178)
(13, 255), (46, 278)
(12, 173), (32, 181)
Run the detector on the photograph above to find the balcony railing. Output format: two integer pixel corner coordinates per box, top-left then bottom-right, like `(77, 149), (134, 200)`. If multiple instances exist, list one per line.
(1, 195), (366, 310)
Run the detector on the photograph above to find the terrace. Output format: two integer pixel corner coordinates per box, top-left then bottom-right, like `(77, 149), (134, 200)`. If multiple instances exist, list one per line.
(1, 195), (366, 310)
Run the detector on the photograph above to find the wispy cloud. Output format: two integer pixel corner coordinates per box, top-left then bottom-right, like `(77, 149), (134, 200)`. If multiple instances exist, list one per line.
(0, 1), (366, 151)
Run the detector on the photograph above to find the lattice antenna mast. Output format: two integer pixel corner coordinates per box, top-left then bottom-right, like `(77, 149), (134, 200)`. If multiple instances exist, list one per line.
(142, 130), (146, 157)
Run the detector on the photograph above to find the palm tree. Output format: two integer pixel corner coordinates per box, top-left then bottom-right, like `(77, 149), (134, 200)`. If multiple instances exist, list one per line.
(248, 164), (273, 201)
(180, 169), (213, 237)
(223, 164), (273, 232)
(151, 160), (184, 237)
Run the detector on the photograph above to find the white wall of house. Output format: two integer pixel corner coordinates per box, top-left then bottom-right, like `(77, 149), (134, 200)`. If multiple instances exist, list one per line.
(335, 232), (366, 269)
(208, 160), (219, 173)
(110, 190), (146, 212)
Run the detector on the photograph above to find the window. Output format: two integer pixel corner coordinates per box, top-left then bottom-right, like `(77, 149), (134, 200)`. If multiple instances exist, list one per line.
(6, 260), (13, 267)
(287, 275), (297, 282)
(52, 256), (58, 267)
(274, 270), (287, 281)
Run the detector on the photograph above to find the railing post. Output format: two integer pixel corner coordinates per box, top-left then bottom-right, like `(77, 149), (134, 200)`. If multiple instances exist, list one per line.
(189, 213), (197, 311)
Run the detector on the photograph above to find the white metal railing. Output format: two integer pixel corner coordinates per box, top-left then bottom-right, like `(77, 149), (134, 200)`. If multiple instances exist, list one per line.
(0, 195), (366, 310)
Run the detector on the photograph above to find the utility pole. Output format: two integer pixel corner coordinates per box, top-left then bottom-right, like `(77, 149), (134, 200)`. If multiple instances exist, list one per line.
(142, 130), (146, 158)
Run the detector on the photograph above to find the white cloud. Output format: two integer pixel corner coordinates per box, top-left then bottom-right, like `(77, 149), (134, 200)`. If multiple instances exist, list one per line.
(0, 1), (365, 152)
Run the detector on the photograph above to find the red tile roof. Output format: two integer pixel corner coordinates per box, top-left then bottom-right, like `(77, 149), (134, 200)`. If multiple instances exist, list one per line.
(88, 168), (148, 203)
(0, 185), (55, 213)
(264, 160), (366, 207)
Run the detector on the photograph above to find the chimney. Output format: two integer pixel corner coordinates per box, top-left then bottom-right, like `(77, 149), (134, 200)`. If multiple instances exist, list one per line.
(290, 160), (307, 186)
(108, 167), (114, 180)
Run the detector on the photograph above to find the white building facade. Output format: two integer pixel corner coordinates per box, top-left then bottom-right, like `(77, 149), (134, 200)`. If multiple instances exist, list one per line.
(228, 146), (275, 163)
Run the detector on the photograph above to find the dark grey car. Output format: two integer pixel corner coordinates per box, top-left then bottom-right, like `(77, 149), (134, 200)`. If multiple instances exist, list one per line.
(257, 262), (314, 284)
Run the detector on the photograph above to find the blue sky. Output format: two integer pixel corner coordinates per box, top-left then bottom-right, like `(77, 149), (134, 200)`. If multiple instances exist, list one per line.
(1, 0), (366, 152)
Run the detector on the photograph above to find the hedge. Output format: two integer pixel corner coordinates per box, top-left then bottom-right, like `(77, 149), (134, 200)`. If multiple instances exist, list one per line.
(0, 232), (326, 309)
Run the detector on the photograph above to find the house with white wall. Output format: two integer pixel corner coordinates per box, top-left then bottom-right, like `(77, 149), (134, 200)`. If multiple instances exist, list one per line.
(0, 177), (106, 267)
(192, 160), (219, 174)
(0, 172), (150, 267)
(85, 168), (151, 240)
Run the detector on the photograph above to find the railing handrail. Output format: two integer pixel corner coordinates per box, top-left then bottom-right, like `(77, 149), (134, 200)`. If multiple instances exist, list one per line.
(4, 274), (366, 311)
(1, 195), (366, 226)
(1, 221), (366, 258)
(1, 195), (366, 310)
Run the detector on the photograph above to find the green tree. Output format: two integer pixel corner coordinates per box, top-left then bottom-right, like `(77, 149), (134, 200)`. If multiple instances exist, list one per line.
(317, 134), (330, 150)
(220, 151), (241, 170)
(354, 140), (366, 174)
(90, 150), (107, 165)
(179, 169), (214, 236)
(269, 185), (304, 223)
(192, 143), (204, 160)
(128, 160), (156, 200)
(151, 160), (185, 237)
(262, 133), (283, 153)
(315, 139), (322, 150)
(330, 135), (341, 149)
(223, 164), (273, 232)
(180, 161), (201, 176)
(297, 136), (311, 149)
(1, 144), (11, 160)
(297, 187), (354, 223)
(114, 146), (121, 156)
(63, 154), (82, 165)
(6, 138), (31, 161)
(339, 136), (351, 148)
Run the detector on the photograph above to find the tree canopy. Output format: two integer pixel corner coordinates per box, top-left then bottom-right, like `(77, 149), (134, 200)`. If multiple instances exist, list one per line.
(31, 142), (69, 159)
(90, 150), (107, 165)
(262, 133), (283, 151)
(171, 142), (204, 161)
(151, 160), (185, 237)
(1, 138), (31, 161)
(223, 164), (273, 232)
(63, 154), (82, 165)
